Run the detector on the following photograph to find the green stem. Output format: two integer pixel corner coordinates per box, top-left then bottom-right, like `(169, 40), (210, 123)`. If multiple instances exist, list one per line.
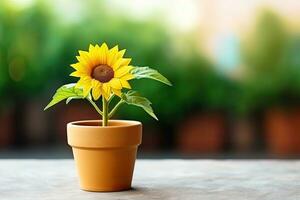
(108, 94), (115, 105)
(87, 98), (103, 116)
(108, 100), (124, 119)
(102, 97), (108, 126)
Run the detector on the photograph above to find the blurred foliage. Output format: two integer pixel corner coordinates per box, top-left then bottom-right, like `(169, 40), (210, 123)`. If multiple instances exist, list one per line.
(240, 9), (300, 114)
(0, 0), (232, 123)
(0, 1), (300, 122)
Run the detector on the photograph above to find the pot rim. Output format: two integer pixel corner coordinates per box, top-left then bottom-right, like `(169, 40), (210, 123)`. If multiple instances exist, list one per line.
(67, 120), (142, 148)
(68, 119), (141, 129)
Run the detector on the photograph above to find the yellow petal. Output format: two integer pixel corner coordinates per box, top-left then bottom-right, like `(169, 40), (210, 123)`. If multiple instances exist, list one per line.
(110, 45), (119, 52)
(92, 44), (101, 65)
(112, 58), (123, 70)
(70, 71), (82, 77)
(70, 63), (84, 71)
(89, 44), (100, 65)
(119, 58), (131, 67)
(115, 65), (133, 78)
(88, 50), (98, 66)
(107, 45), (119, 66)
(78, 50), (89, 57)
(98, 43), (109, 64)
(75, 58), (93, 74)
(79, 50), (97, 67)
(72, 62), (92, 74)
(92, 80), (102, 100)
(102, 83), (111, 100)
(121, 74), (135, 80)
(78, 51), (90, 64)
(120, 79), (131, 89)
(89, 44), (95, 51)
(83, 86), (92, 97)
(76, 77), (92, 97)
(111, 51), (128, 69)
(76, 76), (90, 87)
(109, 78), (122, 89)
(112, 88), (122, 97)
(116, 49), (126, 60)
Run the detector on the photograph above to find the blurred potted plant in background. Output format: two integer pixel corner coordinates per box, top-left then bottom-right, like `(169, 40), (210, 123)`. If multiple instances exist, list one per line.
(45, 43), (171, 191)
(0, 3), (23, 147)
(242, 9), (300, 156)
(171, 49), (232, 154)
(0, 1), (66, 145)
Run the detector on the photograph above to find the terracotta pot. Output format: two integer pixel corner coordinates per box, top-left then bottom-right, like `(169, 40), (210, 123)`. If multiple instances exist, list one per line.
(264, 107), (300, 156)
(0, 108), (14, 148)
(67, 120), (142, 192)
(177, 113), (226, 154)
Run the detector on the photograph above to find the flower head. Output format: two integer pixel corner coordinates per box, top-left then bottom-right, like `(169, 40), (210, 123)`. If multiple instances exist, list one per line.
(70, 43), (134, 100)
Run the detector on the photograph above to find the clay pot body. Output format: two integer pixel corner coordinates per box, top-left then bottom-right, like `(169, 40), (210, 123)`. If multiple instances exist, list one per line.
(264, 108), (300, 156)
(177, 113), (226, 154)
(67, 120), (142, 192)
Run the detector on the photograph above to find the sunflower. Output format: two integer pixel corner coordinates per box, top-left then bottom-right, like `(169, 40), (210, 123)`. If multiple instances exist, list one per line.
(70, 43), (134, 100)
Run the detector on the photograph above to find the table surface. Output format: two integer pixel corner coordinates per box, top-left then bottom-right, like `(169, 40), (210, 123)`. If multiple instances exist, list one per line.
(0, 159), (299, 200)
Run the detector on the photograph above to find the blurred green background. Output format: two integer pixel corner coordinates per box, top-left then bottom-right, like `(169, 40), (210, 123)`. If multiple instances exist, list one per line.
(1, 0), (300, 158)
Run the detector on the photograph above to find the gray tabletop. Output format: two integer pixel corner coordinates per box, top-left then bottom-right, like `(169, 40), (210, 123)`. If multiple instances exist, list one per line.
(0, 159), (299, 200)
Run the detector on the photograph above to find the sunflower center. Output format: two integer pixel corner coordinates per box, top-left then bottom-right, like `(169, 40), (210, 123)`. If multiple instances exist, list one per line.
(92, 64), (114, 83)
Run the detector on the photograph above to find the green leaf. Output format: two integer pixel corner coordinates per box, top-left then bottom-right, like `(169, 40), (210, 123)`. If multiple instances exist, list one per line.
(66, 93), (93, 105)
(131, 66), (172, 86)
(44, 83), (84, 110)
(66, 96), (82, 104)
(122, 90), (158, 120)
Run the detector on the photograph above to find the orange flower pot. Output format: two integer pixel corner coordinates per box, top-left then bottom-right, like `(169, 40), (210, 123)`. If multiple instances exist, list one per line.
(67, 120), (142, 192)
